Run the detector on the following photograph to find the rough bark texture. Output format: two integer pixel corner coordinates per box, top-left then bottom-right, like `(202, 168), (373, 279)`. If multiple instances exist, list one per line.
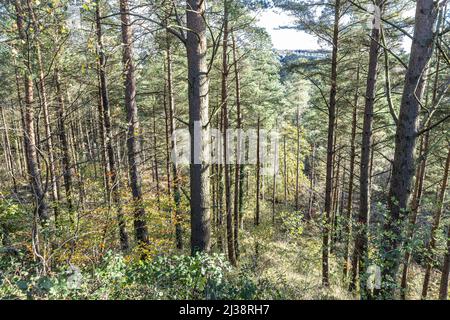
(119, 0), (149, 244)
(352, 8), (382, 297)
(187, 0), (211, 254)
(382, 0), (438, 298)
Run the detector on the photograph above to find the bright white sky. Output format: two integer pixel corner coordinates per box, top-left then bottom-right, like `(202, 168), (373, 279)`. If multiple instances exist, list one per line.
(256, 10), (322, 50)
(257, 9), (413, 51)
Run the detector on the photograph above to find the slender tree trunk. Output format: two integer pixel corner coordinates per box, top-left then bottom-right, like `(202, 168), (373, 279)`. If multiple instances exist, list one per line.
(400, 131), (430, 299)
(295, 106), (300, 211)
(322, 0), (340, 287)
(307, 143), (316, 220)
(382, 0), (438, 298)
(27, 0), (59, 216)
(152, 104), (161, 209)
(15, 1), (49, 223)
(255, 115), (261, 226)
(439, 227), (450, 300)
(1, 106), (17, 192)
(284, 135), (288, 207)
(344, 63), (360, 280)
(187, 0), (211, 254)
(119, 0), (149, 245)
(96, 1), (130, 251)
(232, 32), (241, 259)
(352, 5), (382, 297)
(422, 146), (450, 299)
(221, 2), (236, 265)
(166, 36), (183, 249)
(54, 69), (74, 213)
(331, 150), (341, 253)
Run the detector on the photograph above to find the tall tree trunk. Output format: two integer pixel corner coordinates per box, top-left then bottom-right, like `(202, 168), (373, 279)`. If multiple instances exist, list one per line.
(400, 130), (430, 299)
(166, 36), (183, 249)
(27, 0), (59, 216)
(322, 0), (340, 287)
(15, 1), (49, 223)
(422, 146), (450, 299)
(344, 63), (360, 280)
(295, 106), (300, 211)
(255, 115), (261, 226)
(1, 106), (17, 192)
(152, 104), (161, 209)
(221, 1), (236, 266)
(119, 0), (149, 245)
(54, 69), (74, 213)
(187, 0), (211, 254)
(97, 1), (130, 251)
(382, 0), (438, 298)
(352, 4), (382, 297)
(284, 135), (288, 207)
(307, 143), (316, 220)
(232, 33), (241, 258)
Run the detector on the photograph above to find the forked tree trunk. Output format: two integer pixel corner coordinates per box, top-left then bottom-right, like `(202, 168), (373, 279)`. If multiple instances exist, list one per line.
(15, 1), (49, 223)
(27, 0), (60, 218)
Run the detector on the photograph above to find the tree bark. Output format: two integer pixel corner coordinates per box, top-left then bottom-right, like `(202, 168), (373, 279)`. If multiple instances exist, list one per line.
(15, 1), (49, 223)
(27, 0), (59, 217)
(400, 126), (430, 299)
(166, 36), (183, 250)
(54, 69), (74, 213)
(255, 115), (261, 226)
(382, 0), (438, 298)
(344, 63), (360, 280)
(322, 0), (340, 287)
(352, 5), (382, 297)
(232, 33), (241, 258)
(119, 0), (149, 245)
(422, 146), (450, 299)
(439, 227), (450, 300)
(187, 0), (211, 254)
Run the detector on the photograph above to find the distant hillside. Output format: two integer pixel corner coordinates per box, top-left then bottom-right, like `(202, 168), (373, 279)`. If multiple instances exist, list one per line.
(277, 49), (330, 78)
(276, 49), (330, 62)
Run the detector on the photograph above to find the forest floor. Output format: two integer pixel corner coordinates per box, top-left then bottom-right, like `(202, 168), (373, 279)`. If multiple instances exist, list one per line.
(235, 203), (440, 300)
(235, 205), (355, 300)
